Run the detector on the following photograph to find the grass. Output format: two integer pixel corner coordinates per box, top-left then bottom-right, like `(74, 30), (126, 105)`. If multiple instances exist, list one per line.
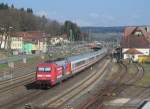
(0, 63), (8, 70)
(0, 56), (40, 70)
(27, 56), (40, 64)
(137, 63), (150, 87)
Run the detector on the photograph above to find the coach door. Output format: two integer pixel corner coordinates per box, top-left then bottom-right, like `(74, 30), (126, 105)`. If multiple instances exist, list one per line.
(66, 63), (71, 75)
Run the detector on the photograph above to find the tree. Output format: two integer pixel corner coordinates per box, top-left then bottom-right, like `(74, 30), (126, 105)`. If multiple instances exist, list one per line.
(20, 8), (24, 12)
(11, 4), (14, 9)
(62, 20), (81, 41)
(0, 3), (84, 43)
(27, 8), (33, 14)
(0, 3), (9, 9)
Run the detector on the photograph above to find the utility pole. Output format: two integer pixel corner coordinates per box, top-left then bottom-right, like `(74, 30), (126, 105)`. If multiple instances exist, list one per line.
(69, 29), (73, 57)
(69, 29), (73, 42)
(7, 26), (13, 56)
(88, 28), (92, 42)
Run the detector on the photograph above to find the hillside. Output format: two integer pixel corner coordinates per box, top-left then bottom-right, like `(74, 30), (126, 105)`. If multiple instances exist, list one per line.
(0, 3), (82, 41)
(81, 26), (124, 33)
(81, 27), (124, 41)
(0, 3), (63, 35)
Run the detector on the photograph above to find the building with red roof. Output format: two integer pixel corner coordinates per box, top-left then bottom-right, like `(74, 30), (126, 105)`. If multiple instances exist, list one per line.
(10, 31), (47, 54)
(121, 26), (150, 61)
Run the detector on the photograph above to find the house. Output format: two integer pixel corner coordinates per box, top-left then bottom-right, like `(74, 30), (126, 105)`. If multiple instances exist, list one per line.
(0, 32), (23, 55)
(11, 32), (23, 53)
(0, 31), (48, 54)
(11, 36), (23, 55)
(121, 26), (150, 61)
(12, 31), (47, 54)
(25, 31), (47, 53)
(22, 31), (47, 54)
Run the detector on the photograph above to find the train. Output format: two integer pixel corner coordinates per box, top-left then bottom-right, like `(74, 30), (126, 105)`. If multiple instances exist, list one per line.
(35, 48), (107, 87)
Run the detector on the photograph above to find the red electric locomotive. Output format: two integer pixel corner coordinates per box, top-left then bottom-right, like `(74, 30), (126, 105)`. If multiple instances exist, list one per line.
(36, 60), (71, 86)
(35, 49), (107, 87)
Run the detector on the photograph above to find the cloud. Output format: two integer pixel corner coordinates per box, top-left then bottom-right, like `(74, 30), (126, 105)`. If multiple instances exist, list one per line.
(90, 13), (100, 18)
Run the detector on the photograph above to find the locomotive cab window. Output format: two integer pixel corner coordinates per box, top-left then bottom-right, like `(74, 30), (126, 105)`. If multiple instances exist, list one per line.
(45, 68), (51, 72)
(38, 67), (45, 72)
(37, 67), (51, 72)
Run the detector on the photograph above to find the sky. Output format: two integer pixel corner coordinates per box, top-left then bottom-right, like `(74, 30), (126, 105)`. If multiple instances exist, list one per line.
(0, 0), (150, 27)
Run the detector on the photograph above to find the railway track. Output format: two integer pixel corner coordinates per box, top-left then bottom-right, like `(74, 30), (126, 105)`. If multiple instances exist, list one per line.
(0, 57), (46, 93)
(104, 63), (144, 109)
(39, 59), (110, 109)
(0, 57), (45, 82)
(80, 62), (145, 109)
(0, 72), (34, 93)
(79, 62), (127, 109)
(0, 55), (108, 109)
(109, 63), (144, 96)
(0, 90), (43, 109)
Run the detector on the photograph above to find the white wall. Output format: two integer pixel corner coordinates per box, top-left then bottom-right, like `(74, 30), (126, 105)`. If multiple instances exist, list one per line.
(123, 48), (150, 61)
(0, 35), (8, 49)
(11, 37), (23, 50)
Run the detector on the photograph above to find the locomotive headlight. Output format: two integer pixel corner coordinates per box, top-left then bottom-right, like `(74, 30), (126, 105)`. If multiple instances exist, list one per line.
(45, 75), (51, 77)
(37, 75), (43, 77)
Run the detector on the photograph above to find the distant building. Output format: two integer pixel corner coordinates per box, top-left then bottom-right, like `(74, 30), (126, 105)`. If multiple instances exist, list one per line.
(121, 26), (150, 61)
(50, 34), (69, 45)
(12, 31), (47, 54)
(23, 31), (47, 54)
(0, 32), (23, 54)
(10, 33), (23, 55)
(0, 31), (48, 54)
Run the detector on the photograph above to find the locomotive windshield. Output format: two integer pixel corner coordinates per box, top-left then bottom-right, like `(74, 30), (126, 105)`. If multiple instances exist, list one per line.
(37, 67), (51, 72)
